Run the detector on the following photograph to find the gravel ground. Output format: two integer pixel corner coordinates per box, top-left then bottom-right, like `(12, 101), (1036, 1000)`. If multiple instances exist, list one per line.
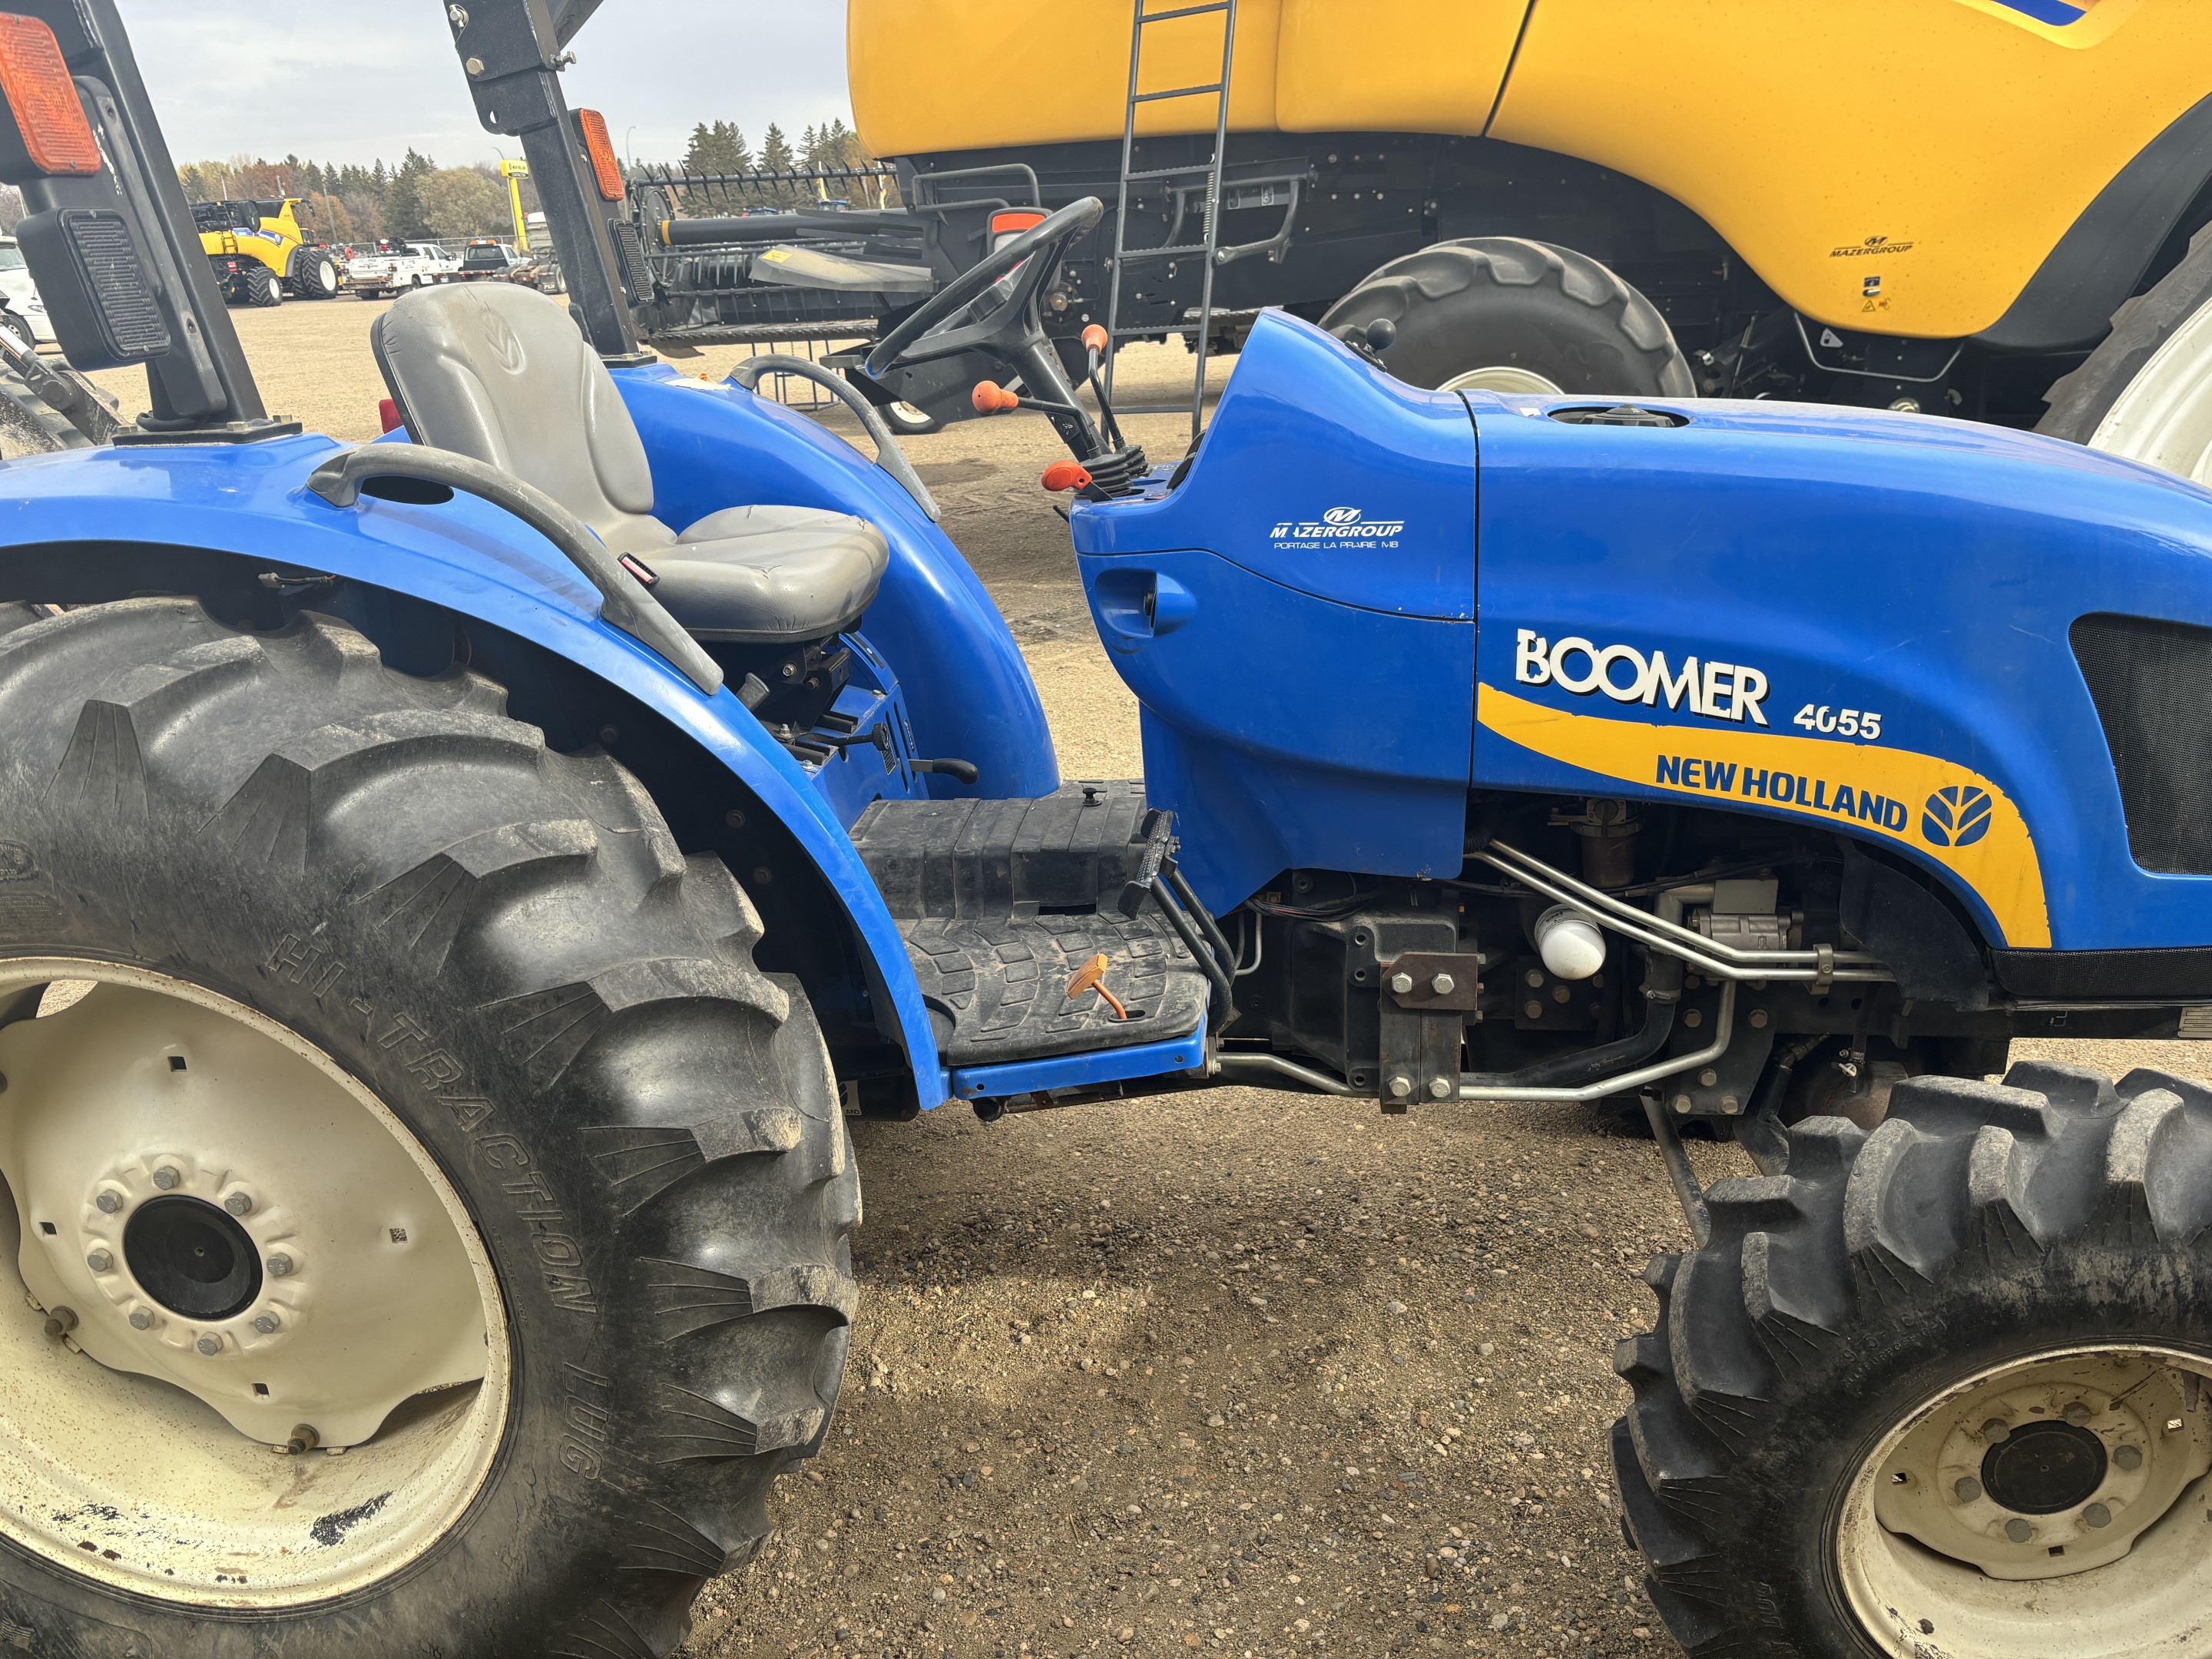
(68, 302), (2212, 1658)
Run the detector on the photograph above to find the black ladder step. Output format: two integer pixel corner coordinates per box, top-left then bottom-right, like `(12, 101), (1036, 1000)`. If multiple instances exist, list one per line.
(1124, 162), (1224, 181)
(1112, 243), (1212, 262)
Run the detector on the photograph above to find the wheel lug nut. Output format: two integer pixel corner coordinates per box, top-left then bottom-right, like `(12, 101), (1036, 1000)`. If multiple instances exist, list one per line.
(267, 1253), (293, 1277)
(84, 1248), (112, 1273)
(223, 1192), (253, 1217)
(2064, 1402), (2093, 1426)
(94, 1191), (123, 1214)
(127, 1309), (153, 1330)
(195, 1335), (221, 1356)
(41, 1306), (75, 1338)
(1981, 1418), (2011, 1443)
(252, 1313), (280, 1335)
(2004, 1518), (2032, 1543)
(2114, 1444), (2144, 1471)
(151, 1167), (180, 1190)
(1952, 1476), (1982, 1502)
(2083, 1502), (2113, 1528)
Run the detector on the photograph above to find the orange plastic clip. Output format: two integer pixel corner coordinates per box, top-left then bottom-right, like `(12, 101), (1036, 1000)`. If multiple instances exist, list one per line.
(1041, 459), (1094, 493)
(1067, 952), (1130, 1020)
(972, 381), (1021, 414)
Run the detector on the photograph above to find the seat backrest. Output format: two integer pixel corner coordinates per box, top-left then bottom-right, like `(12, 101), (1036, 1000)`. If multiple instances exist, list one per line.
(370, 283), (674, 555)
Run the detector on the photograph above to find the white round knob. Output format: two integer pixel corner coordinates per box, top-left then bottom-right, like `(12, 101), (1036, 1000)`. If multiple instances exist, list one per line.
(1533, 905), (1606, 981)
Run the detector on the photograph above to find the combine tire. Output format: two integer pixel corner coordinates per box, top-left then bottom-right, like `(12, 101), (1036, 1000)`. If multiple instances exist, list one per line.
(2038, 224), (2212, 482)
(1321, 237), (1695, 398)
(0, 600), (857, 1656)
(882, 399), (943, 435)
(242, 263), (283, 307)
(1614, 1061), (2212, 1659)
(287, 247), (341, 300)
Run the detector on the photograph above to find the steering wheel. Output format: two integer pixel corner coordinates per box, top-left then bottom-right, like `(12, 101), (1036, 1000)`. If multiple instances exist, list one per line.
(864, 196), (1104, 380)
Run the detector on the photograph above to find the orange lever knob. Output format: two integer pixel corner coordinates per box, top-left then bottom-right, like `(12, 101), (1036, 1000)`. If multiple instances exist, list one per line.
(971, 381), (1020, 414)
(1041, 460), (1094, 493)
(1081, 323), (1110, 356)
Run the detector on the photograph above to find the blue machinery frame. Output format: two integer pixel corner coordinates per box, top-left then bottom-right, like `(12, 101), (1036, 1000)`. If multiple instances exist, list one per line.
(8, 311), (2212, 1106)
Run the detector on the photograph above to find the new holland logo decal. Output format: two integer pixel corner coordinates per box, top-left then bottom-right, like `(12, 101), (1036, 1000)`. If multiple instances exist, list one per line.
(1478, 683), (2050, 949)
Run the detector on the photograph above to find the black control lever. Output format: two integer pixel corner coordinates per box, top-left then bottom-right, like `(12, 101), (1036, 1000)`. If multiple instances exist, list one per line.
(1333, 316), (1396, 369)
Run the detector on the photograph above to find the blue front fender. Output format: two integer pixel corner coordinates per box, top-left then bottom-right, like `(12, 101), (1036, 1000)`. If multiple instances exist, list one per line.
(0, 432), (950, 1101)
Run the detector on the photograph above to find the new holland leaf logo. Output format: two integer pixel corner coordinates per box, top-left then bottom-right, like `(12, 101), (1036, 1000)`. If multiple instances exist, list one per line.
(1922, 786), (1992, 849)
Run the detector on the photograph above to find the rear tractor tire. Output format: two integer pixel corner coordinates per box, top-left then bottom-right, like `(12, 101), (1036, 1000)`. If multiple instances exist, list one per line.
(2039, 222), (2212, 481)
(242, 263), (283, 307)
(1614, 1061), (2212, 1659)
(1322, 237), (1696, 399)
(0, 599), (858, 1655)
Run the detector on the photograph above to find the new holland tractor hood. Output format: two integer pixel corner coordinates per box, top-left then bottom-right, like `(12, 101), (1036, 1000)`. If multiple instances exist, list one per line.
(1075, 309), (2212, 973)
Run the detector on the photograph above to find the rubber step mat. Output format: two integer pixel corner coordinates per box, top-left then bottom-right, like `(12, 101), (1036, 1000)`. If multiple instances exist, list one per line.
(852, 780), (1211, 1065)
(902, 910), (1209, 1066)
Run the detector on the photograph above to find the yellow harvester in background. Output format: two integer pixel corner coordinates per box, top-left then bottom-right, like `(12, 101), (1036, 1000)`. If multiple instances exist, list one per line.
(851, 0), (2212, 471)
(191, 197), (341, 308)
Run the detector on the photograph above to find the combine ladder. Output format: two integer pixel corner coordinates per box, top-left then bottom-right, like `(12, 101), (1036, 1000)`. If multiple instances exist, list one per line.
(1101, 0), (1238, 442)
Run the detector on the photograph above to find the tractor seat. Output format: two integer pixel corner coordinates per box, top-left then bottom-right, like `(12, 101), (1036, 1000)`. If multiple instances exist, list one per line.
(369, 283), (888, 644)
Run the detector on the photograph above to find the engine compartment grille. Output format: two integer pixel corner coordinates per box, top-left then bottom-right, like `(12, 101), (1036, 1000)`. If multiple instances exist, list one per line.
(2071, 612), (2212, 875)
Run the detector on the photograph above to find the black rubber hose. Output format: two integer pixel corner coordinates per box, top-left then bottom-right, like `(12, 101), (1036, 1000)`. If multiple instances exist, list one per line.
(1461, 995), (1677, 1091)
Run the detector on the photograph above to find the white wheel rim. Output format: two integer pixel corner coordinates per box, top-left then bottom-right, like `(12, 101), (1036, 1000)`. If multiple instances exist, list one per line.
(0, 960), (508, 1608)
(1837, 1344), (2212, 1659)
(2088, 296), (2212, 483)
(1437, 364), (1565, 395)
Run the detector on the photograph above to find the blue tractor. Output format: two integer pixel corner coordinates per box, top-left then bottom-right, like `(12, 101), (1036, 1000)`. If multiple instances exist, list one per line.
(0, 4), (2206, 1656)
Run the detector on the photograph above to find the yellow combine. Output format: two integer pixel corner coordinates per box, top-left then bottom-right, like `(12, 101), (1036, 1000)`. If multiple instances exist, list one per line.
(191, 197), (341, 307)
(850, 0), (2212, 462)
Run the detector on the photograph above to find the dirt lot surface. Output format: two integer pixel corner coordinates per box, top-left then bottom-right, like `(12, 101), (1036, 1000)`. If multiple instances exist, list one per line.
(76, 302), (2212, 1658)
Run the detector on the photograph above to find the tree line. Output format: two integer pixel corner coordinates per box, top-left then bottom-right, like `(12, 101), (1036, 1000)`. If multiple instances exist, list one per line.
(671, 118), (898, 210)
(161, 115), (885, 253)
(174, 152), (525, 248)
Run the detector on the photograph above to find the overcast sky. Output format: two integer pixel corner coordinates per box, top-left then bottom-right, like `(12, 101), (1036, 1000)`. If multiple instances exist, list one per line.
(118, 1), (854, 171)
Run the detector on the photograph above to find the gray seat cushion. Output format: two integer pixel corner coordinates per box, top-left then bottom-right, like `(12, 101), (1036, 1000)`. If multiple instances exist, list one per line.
(656, 505), (890, 643)
(370, 284), (887, 642)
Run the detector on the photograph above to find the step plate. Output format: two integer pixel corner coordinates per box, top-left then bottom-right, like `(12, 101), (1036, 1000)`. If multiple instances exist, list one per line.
(852, 781), (1212, 1066)
(906, 910), (1207, 1066)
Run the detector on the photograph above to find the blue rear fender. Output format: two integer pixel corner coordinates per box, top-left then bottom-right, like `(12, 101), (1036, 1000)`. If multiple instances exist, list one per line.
(0, 428), (964, 1103)
(615, 366), (1060, 801)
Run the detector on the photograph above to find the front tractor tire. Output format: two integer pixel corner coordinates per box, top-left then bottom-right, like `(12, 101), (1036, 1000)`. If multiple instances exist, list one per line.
(1614, 1063), (2212, 1659)
(0, 599), (857, 1656)
(1322, 237), (1696, 398)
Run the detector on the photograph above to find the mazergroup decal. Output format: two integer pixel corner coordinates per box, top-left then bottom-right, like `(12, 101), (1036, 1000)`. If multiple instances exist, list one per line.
(1515, 629), (1770, 727)
(1267, 505), (1405, 551)
(1479, 682), (2049, 948)
(1830, 234), (1916, 258)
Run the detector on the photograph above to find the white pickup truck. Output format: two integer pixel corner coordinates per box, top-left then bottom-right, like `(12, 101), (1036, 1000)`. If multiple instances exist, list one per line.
(344, 242), (459, 300)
